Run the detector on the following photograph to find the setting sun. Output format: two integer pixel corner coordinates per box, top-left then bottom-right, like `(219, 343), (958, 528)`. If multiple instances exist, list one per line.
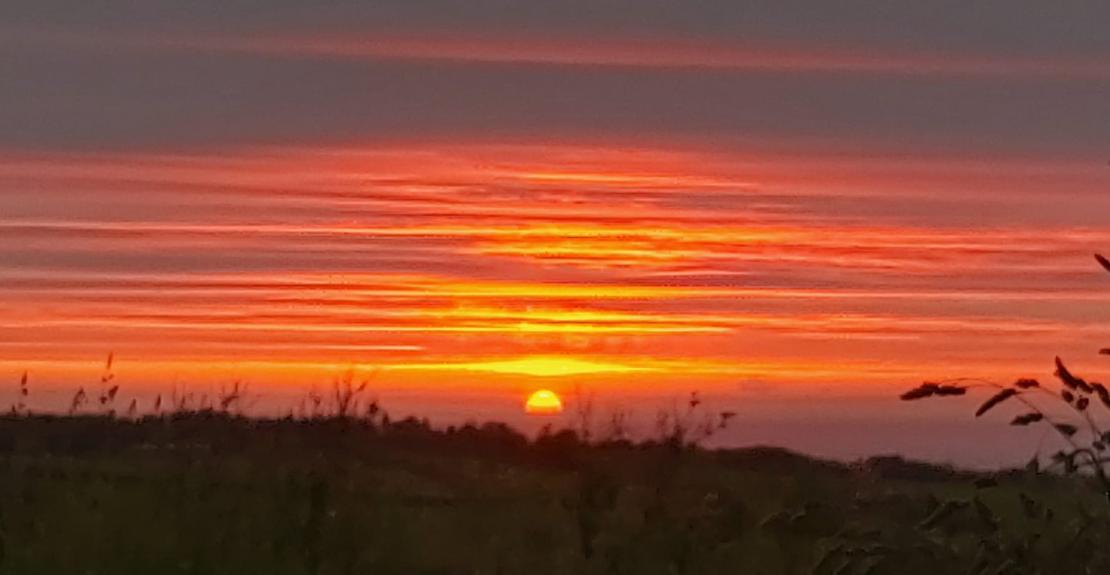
(524, 389), (564, 415)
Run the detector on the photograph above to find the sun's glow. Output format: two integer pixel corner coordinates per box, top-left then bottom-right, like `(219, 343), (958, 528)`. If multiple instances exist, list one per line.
(524, 389), (564, 415)
(399, 356), (657, 377)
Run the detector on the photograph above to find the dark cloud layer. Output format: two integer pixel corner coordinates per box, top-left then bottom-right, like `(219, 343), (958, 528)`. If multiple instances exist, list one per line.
(2, 1), (1109, 154)
(6, 1), (1110, 58)
(1, 45), (1108, 154)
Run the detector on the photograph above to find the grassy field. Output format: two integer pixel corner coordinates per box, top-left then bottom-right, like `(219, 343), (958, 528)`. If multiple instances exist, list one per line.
(0, 413), (1107, 574)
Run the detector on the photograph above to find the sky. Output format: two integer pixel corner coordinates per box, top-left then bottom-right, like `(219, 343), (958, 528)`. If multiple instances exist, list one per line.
(2, 1), (1109, 467)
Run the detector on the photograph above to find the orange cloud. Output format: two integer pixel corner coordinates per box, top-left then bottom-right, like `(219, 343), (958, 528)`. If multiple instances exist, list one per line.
(1, 142), (1107, 413)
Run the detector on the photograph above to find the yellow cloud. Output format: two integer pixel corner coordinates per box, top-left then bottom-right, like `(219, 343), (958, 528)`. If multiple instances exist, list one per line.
(392, 356), (659, 377)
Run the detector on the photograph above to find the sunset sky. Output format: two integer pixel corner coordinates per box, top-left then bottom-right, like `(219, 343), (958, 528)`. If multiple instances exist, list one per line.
(2, 2), (1109, 466)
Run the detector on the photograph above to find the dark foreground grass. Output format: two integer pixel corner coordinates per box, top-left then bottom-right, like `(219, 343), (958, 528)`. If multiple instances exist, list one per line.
(0, 414), (1107, 574)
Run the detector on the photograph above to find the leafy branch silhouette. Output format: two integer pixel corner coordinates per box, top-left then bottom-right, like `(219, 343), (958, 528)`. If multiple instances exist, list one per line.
(902, 254), (1110, 495)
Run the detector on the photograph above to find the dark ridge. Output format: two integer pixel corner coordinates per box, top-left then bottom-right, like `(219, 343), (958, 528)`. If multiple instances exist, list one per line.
(714, 445), (850, 475)
(0, 413), (1004, 481)
(859, 455), (972, 483)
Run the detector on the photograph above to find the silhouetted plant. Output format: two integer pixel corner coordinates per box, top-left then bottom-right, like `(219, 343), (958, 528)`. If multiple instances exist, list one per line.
(305, 385), (323, 419)
(217, 380), (245, 414)
(572, 384), (596, 443)
(654, 392), (736, 449)
(331, 369), (372, 418)
(902, 254), (1110, 496)
(11, 371), (29, 415)
(97, 353), (118, 415)
(69, 387), (87, 415)
(602, 407), (633, 444)
(881, 254), (1110, 574)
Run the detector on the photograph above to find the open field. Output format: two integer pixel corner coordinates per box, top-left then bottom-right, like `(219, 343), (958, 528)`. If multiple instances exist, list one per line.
(0, 413), (1107, 574)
